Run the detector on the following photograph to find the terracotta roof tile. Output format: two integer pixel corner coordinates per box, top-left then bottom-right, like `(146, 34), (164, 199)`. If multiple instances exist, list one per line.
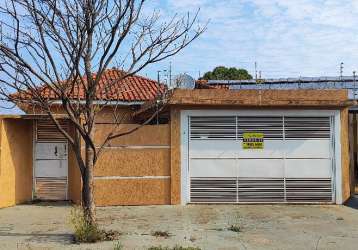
(14, 68), (165, 102)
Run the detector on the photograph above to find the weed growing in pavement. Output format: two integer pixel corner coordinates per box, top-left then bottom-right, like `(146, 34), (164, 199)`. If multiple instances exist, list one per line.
(228, 224), (241, 232)
(69, 206), (121, 243)
(113, 241), (123, 250)
(227, 210), (241, 233)
(151, 230), (171, 238)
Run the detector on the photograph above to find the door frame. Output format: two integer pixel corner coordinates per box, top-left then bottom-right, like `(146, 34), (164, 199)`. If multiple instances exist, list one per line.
(180, 109), (342, 205)
(32, 120), (69, 200)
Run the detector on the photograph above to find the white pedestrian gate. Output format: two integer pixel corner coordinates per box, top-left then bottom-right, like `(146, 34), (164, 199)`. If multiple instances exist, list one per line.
(186, 111), (336, 203)
(34, 120), (69, 200)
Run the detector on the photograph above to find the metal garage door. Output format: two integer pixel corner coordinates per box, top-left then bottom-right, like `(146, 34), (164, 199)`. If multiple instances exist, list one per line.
(188, 114), (334, 203)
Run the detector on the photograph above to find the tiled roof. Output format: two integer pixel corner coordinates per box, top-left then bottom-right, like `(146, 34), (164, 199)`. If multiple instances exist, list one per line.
(14, 69), (165, 102)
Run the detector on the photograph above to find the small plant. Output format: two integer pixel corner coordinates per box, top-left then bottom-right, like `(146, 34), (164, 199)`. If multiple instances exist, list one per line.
(175, 247), (201, 250)
(151, 230), (171, 238)
(148, 246), (201, 250)
(228, 224), (241, 233)
(113, 241), (123, 250)
(148, 247), (165, 250)
(69, 206), (120, 243)
(69, 207), (102, 243)
(227, 211), (241, 233)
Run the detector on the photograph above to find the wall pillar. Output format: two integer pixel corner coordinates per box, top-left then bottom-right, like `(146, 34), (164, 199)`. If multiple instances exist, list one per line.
(341, 108), (351, 203)
(170, 107), (181, 204)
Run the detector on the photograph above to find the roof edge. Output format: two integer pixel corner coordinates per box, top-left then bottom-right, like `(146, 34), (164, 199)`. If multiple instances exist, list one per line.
(168, 89), (350, 107)
(50, 100), (144, 106)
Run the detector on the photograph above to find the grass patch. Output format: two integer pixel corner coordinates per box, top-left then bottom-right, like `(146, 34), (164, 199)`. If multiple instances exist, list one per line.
(113, 241), (123, 250)
(148, 246), (201, 250)
(151, 230), (171, 238)
(69, 207), (121, 243)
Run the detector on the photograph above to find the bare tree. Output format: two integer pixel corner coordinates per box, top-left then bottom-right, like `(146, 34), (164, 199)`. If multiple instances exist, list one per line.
(0, 0), (205, 225)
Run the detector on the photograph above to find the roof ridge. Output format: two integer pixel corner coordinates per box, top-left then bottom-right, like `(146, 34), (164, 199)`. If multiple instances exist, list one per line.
(12, 67), (165, 103)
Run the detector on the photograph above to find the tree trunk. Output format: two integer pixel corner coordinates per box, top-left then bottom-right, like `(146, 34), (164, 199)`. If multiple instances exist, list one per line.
(82, 143), (96, 225)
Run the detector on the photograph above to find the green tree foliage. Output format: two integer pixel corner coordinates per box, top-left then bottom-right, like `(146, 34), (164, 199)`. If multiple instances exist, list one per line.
(201, 66), (252, 80)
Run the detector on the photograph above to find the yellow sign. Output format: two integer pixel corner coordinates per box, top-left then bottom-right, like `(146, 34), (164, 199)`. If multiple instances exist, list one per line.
(242, 132), (264, 149)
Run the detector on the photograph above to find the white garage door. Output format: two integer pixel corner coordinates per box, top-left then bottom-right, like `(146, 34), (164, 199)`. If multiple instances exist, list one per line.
(188, 113), (335, 203)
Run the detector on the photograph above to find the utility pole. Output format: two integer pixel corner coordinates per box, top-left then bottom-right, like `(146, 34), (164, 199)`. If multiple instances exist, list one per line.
(340, 62), (344, 80)
(169, 61), (172, 88)
(163, 69), (167, 82)
(254, 61), (258, 81)
(156, 70), (161, 125)
(354, 70), (356, 99)
(157, 70), (161, 90)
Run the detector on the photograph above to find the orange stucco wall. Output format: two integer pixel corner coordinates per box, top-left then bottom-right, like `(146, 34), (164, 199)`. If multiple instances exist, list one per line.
(93, 124), (171, 206)
(0, 119), (33, 208)
(67, 122), (172, 206)
(23, 105), (135, 124)
(95, 106), (135, 124)
(68, 142), (82, 204)
(94, 178), (171, 206)
(170, 108), (181, 204)
(341, 108), (351, 202)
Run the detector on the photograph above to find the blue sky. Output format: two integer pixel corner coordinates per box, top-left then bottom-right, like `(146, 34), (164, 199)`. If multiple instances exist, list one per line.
(1, 0), (358, 114)
(141, 0), (358, 80)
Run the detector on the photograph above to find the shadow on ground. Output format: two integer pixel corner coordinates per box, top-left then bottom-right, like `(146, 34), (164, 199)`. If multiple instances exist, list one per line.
(345, 195), (358, 209)
(0, 232), (74, 244)
(25, 201), (72, 207)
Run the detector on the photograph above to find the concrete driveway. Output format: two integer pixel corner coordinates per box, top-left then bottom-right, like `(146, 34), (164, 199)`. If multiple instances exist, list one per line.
(1, 202), (358, 250)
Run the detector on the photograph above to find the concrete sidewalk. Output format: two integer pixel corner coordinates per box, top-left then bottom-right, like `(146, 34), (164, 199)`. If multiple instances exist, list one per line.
(0, 202), (358, 249)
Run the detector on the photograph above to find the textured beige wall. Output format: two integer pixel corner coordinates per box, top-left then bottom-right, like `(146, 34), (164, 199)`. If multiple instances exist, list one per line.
(95, 106), (135, 124)
(22, 105), (134, 124)
(94, 124), (170, 146)
(170, 108), (181, 204)
(169, 89), (349, 107)
(0, 119), (33, 208)
(94, 178), (170, 206)
(68, 142), (82, 204)
(93, 124), (171, 206)
(95, 148), (170, 177)
(341, 108), (351, 202)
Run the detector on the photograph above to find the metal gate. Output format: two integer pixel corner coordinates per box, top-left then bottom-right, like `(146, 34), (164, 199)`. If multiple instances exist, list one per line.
(34, 120), (69, 200)
(188, 114), (334, 203)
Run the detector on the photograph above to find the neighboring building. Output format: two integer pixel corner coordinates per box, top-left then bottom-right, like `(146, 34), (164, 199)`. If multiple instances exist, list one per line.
(0, 70), (354, 207)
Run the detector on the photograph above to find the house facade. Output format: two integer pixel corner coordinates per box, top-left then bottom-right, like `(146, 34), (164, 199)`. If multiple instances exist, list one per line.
(0, 70), (353, 208)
